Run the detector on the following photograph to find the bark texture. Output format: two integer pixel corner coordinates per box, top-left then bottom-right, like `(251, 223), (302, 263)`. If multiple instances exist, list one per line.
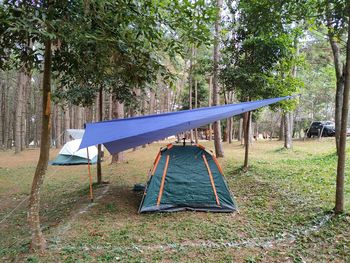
(194, 78), (198, 144)
(28, 39), (52, 252)
(111, 98), (125, 164)
(63, 105), (70, 143)
(328, 31), (344, 155)
(335, 12), (350, 214)
(208, 76), (212, 141)
(284, 111), (292, 149)
(243, 111), (251, 171)
(97, 87), (103, 184)
(279, 113), (284, 141)
(212, 0), (224, 157)
(15, 69), (26, 153)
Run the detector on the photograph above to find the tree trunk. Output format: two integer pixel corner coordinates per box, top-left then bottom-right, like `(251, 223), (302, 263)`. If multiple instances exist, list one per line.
(279, 113), (284, 141)
(63, 105), (70, 143)
(188, 47), (194, 142)
(149, 90), (156, 114)
(77, 106), (83, 129)
(238, 117), (243, 143)
(93, 95), (98, 122)
(28, 39), (52, 252)
(21, 70), (30, 150)
(222, 123), (227, 142)
(132, 88), (141, 151)
(97, 87), (103, 184)
(213, 0), (224, 157)
(15, 69), (25, 153)
(335, 15), (350, 214)
(243, 111), (251, 171)
(26, 77), (32, 148)
(0, 80), (4, 148)
(33, 83), (39, 147)
(329, 32), (344, 155)
(228, 117), (233, 144)
(110, 99), (124, 164)
(56, 106), (62, 148)
(3, 75), (10, 149)
(284, 111), (292, 149)
(108, 94), (113, 120)
(70, 106), (75, 128)
(208, 76), (212, 141)
(194, 79), (198, 144)
(21, 80), (26, 150)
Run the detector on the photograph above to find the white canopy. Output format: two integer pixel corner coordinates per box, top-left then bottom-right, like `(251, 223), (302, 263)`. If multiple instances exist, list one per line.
(59, 139), (98, 160)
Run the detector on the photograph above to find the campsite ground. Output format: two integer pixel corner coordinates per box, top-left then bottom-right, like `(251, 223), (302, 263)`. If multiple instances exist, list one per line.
(0, 139), (349, 262)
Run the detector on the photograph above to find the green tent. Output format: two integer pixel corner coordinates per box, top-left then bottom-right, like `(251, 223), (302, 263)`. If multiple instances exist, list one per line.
(139, 144), (237, 213)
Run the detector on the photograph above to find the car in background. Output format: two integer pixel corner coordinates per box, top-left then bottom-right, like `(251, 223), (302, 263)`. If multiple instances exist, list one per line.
(305, 121), (336, 138)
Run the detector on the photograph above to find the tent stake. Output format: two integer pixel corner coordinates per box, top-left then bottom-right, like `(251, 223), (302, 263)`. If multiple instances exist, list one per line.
(87, 148), (94, 202)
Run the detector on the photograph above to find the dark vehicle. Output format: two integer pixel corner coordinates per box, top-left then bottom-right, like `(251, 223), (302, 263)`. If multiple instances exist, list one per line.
(306, 121), (335, 138)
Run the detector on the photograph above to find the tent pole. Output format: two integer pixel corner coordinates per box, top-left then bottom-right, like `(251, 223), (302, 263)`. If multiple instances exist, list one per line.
(87, 148), (94, 202)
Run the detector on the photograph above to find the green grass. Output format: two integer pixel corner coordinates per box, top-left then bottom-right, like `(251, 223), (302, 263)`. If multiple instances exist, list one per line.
(0, 139), (349, 262)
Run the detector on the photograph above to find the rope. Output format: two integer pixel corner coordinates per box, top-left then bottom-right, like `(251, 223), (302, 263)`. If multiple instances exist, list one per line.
(0, 196), (29, 224)
(0, 154), (76, 225)
(1, 145), (152, 224)
(52, 130), (67, 146)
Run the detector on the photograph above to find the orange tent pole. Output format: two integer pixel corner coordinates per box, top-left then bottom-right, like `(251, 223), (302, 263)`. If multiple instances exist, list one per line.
(202, 154), (220, 206)
(151, 151), (162, 176)
(157, 155), (170, 206)
(87, 148), (94, 202)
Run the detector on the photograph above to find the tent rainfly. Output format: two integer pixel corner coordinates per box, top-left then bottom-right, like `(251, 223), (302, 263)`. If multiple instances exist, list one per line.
(51, 139), (98, 165)
(139, 144), (236, 213)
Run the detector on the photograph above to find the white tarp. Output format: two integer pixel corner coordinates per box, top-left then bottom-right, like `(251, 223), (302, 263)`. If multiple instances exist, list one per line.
(66, 129), (85, 140)
(59, 139), (98, 159)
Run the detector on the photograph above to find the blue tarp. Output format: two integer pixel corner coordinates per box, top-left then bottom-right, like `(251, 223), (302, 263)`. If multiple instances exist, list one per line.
(79, 96), (292, 154)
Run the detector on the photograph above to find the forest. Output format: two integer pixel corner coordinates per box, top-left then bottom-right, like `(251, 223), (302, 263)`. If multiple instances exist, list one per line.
(0, 0), (349, 262)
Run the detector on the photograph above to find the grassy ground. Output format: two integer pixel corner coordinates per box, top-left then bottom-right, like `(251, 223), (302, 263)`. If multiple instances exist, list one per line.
(0, 139), (349, 262)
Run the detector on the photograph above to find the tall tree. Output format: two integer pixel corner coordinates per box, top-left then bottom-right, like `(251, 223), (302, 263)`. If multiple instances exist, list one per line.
(213, 0), (224, 157)
(221, 0), (301, 167)
(335, 4), (350, 214)
(27, 38), (52, 252)
(1, 0), (217, 251)
(323, 1), (348, 155)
